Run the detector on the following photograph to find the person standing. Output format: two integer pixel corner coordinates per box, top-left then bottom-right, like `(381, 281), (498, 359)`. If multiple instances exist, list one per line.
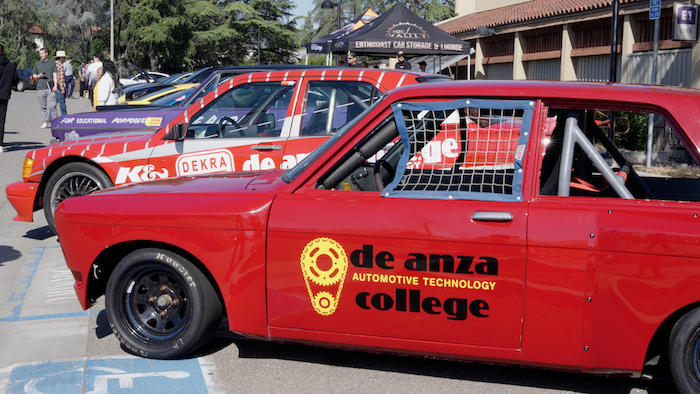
(54, 51), (67, 115)
(96, 60), (119, 106)
(345, 52), (360, 67)
(418, 61), (427, 72)
(32, 47), (58, 129)
(0, 43), (18, 153)
(394, 51), (411, 70)
(86, 53), (103, 102)
(78, 60), (87, 98)
(64, 56), (75, 98)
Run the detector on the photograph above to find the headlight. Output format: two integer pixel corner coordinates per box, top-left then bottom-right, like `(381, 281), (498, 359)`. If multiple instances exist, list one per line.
(21, 157), (34, 179)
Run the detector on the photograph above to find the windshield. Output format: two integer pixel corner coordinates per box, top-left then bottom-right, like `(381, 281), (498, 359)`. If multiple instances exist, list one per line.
(283, 95), (386, 182)
(185, 76), (235, 106)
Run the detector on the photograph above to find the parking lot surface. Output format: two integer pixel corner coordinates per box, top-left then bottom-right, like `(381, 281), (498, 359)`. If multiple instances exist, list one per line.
(0, 91), (673, 393)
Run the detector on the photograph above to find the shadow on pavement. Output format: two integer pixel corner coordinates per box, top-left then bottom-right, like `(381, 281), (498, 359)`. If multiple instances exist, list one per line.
(3, 141), (48, 153)
(0, 245), (22, 265)
(23, 226), (55, 240)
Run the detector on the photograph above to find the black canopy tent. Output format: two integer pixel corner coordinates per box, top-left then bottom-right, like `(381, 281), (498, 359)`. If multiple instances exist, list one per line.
(332, 3), (469, 56)
(304, 9), (378, 55)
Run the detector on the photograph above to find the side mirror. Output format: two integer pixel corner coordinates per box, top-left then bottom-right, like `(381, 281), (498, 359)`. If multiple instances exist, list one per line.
(166, 123), (187, 141)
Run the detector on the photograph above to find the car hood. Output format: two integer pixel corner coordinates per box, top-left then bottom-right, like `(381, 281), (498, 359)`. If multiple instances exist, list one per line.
(54, 170), (287, 231)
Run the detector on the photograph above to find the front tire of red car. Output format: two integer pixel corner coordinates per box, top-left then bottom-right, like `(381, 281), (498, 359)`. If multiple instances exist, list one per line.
(669, 307), (700, 394)
(105, 249), (223, 359)
(43, 162), (113, 234)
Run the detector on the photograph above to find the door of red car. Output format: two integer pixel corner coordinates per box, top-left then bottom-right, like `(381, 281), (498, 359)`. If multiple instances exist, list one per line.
(267, 99), (539, 357)
(147, 78), (300, 178)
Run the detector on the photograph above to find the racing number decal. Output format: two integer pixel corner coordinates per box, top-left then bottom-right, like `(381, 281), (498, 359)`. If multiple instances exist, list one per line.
(300, 238), (349, 316)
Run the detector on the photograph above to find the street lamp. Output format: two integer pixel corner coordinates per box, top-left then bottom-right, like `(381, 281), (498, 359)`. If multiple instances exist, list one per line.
(247, 26), (261, 65)
(321, 0), (341, 31)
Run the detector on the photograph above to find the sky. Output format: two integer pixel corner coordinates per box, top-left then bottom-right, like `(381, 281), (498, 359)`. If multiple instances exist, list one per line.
(292, 2), (315, 20)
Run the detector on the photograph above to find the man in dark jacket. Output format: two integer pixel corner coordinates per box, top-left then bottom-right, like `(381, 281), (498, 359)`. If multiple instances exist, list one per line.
(0, 43), (18, 153)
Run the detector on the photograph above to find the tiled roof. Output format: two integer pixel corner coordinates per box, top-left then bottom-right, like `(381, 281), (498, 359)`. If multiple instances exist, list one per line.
(439, 0), (643, 35)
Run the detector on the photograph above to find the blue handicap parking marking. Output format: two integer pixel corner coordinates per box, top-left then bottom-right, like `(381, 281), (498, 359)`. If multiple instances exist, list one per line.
(8, 357), (208, 393)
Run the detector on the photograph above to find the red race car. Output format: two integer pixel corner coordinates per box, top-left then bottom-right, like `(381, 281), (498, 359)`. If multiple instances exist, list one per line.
(55, 80), (700, 392)
(6, 68), (446, 232)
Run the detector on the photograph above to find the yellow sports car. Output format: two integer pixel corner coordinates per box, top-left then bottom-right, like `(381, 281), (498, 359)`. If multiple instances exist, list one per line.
(118, 83), (199, 104)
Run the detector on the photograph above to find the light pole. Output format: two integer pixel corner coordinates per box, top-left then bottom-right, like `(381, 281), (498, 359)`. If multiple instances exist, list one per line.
(321, 0), (341, 31)
(247, 26), (261, 65)
(321, 1), (342, 64)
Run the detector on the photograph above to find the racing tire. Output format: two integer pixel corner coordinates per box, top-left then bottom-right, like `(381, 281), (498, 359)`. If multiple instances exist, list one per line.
(16, 80), (26, 92)
(43, 162), (113, 234)
(105, 249), (223, 359)
(669, 306), (700, 393)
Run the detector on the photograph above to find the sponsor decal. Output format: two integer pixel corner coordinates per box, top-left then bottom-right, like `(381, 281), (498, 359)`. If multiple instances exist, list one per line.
(145, 117), (163, 127)
(76, 118), (107, 124)
(386, 22), (429, 39)
(115, 165), (169, 184)
(65, 130), (80, 140)
(176, 149), (235, 176)
(300, 238), (349, 316)
(300, 240), (496, 320)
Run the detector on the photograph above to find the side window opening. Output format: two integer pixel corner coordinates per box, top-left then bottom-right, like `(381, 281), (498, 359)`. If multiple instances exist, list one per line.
(318, 98), (535, 203)
(539, 108), (700, 202)
(301, 81), (382, 136)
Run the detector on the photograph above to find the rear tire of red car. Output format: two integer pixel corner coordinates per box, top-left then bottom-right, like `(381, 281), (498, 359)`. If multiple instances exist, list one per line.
(669, 306), (700, 394)
(43, 162), (113, 234)
(105, 248), (223, 359)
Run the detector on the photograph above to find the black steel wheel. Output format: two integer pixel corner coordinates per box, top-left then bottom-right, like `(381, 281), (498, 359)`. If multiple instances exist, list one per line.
(106, 249), (222, 359)
(669, 306), (700, 393)
(43, 162), (113, 233)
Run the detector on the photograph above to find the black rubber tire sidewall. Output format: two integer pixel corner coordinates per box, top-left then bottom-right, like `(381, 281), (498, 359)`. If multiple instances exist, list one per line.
(669, 306), (700, 394)
(42, 162), (113, 234)
(105, 248), (222, 359)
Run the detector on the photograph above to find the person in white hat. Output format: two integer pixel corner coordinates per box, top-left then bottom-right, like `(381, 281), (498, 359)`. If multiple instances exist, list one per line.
(54, 50), (67, 116)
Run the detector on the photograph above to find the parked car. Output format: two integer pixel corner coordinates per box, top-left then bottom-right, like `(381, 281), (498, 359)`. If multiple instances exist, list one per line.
(14, 68), (37, 92)
(7, 68), (447, 232)
(126, 83), (198, 105)
(117, 66), (244, 103)
(52, 80), (700, 393)
(119, 71), (170, 86)
(52, 65), (343, 140)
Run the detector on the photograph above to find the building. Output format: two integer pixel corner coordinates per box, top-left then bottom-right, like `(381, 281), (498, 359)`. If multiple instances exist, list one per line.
(438, 0), (700, 88)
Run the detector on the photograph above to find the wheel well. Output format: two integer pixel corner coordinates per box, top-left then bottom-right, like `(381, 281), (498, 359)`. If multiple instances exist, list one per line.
(643, 302), (700, 378)
(87, 241), (226, 317)
(37, 157), (111, 208)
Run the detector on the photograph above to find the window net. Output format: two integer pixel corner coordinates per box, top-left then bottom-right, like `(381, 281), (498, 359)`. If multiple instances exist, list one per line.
(386, 99), (535, 202)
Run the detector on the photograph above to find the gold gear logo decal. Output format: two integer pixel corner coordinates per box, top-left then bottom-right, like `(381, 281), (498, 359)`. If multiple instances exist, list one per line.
(300, 238), (349, 316)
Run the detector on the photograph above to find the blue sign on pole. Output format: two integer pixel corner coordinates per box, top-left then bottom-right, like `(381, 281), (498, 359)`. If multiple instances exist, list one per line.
(650, 0), (661, 19)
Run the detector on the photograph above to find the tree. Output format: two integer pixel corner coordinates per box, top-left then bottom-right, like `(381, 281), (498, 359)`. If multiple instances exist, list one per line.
(43, 0), (105, 63)
(117, 0), (193, 72)
(244, 0), (299, 64)
(0, 0), (42, 67)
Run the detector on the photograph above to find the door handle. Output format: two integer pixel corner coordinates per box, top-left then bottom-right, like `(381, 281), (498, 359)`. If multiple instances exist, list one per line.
(472, 211), (514, 222)
(251, 145), (282, 151)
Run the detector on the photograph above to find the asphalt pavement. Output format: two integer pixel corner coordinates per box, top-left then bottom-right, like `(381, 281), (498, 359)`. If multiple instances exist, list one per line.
(0, 90), (675, 393)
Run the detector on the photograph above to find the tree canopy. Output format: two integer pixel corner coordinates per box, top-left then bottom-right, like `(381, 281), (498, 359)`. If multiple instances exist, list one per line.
(0, 0), (457, 72)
